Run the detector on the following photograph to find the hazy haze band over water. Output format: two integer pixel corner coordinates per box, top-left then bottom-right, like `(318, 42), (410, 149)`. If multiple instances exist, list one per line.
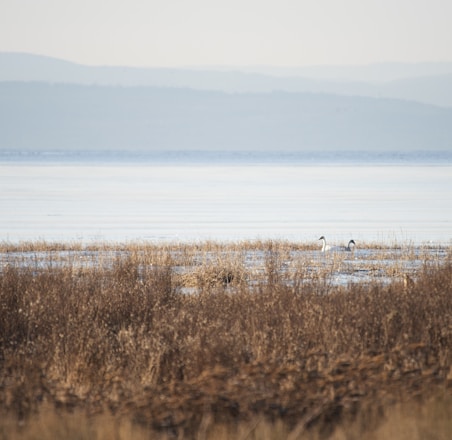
(1, 156), (451, 244)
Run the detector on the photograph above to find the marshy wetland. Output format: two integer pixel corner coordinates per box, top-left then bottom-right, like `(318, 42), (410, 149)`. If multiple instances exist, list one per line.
(1, 239), (451, 439)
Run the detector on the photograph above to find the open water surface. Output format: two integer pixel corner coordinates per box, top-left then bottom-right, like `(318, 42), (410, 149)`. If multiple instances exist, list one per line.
(1, 150), (451, 245)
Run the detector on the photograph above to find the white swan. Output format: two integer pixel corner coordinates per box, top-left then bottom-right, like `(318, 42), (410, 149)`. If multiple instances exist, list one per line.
(319, 235), (332, 252)
(319, 236), (356, 252)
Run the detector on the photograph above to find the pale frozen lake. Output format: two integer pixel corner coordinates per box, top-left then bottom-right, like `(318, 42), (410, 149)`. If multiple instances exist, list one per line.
(1, 152), (451, 244)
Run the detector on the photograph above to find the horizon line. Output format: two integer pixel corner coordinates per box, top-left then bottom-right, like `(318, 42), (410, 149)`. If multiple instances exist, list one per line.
(3, 50), (452, 71)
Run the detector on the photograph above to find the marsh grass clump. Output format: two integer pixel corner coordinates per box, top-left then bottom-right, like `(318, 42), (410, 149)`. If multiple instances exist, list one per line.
(0, 240), (451, 439)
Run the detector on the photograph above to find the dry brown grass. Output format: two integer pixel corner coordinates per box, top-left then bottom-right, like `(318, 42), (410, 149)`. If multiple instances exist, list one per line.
(0, 240), (451, 439)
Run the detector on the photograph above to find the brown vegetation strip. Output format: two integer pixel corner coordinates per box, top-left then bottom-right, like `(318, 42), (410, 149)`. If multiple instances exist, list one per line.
(128, 345), (449, 432)
(0, 242), (451, 438)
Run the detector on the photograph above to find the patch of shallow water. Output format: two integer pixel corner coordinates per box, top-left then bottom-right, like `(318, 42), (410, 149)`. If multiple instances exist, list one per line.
(0, 246), (448, 287)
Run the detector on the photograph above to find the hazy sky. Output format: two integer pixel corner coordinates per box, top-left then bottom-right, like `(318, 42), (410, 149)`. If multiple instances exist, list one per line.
(2, 0), (452, 67)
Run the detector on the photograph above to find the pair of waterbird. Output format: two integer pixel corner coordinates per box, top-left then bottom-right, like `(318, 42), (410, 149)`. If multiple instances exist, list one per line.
(318, 236), (356, 252)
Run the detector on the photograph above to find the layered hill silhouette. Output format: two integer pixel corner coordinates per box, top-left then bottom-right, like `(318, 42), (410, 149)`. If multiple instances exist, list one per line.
(2, 52), (452, 106)
(1, 53), (452, 152)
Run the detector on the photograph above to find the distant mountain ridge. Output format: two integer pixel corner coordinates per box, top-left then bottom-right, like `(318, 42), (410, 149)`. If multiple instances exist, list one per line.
(1, 82), (451, 152)
(1, 52), (452, 107)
